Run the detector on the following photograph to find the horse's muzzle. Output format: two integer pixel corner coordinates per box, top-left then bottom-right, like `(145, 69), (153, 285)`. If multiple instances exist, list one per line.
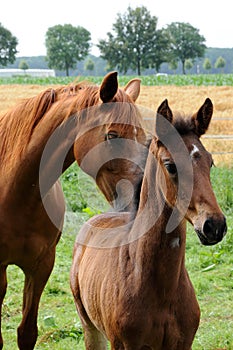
(196, 216), (227, 246)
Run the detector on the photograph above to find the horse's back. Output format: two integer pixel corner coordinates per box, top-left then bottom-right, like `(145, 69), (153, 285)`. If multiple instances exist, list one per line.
(75, 211), (132, 249)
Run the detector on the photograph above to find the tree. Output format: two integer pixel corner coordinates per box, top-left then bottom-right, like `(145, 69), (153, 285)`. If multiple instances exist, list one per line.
(84, 58), (95, 74)
(214, 56), (226, 73)
(166, 22), (206, 74)
(203, 58), (212, 72)
(184, 59), (193, 72)
(45, 24), (91, 76)
(98, 6), (169, 75)
(19, 59), (29, 71)
(0, 23), (18, 67)
(151, 28), (171, 73)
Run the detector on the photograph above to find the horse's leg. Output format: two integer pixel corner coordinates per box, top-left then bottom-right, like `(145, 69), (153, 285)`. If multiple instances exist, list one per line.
(17, 248), (56, 350)
(0, 265), (7, 350)
(72, 297), (107, 350)
(71, 279), (107, 349)
(82, 324), (108, 350)
(71, 246), (108, 350)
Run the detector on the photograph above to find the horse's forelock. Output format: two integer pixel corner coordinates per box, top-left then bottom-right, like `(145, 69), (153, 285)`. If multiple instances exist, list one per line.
(101, 88), (144, 130)
(173, 114), (196, 135)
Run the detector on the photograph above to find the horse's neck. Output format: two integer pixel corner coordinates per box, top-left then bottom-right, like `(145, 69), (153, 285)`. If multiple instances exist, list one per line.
(130, 151), (186, 289)
(5, 108), (77, 201)
(32, 112), (77, 196)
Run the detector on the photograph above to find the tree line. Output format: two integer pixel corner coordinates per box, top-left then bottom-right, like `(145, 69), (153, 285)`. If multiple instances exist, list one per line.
(5, 49), (232, 77)
(0, 6), (231, 76)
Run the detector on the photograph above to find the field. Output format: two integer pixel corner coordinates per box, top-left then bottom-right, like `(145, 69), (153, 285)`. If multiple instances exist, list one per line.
(0, 76), (232, 349)
(1, 75), (232, 166)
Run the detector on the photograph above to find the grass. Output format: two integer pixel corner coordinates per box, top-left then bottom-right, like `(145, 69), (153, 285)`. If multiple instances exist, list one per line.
(1, 164), (232, 349)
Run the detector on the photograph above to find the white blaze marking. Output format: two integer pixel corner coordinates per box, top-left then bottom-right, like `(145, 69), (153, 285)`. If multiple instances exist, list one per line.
(190, 144), (199, 158)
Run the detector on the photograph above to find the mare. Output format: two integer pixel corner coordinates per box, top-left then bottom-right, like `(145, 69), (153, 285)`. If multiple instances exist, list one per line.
(70, 98), (227, 350)
(0, 72), (148, 349)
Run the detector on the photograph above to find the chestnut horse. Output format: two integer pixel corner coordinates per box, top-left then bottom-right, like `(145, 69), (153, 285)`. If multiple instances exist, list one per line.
(0, 72), (148, 349)
(70, 98), (227, 350)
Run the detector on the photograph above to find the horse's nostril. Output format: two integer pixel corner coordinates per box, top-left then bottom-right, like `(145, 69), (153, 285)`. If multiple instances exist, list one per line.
(203, 219), (213, 236)
(203, 217), (227, 242)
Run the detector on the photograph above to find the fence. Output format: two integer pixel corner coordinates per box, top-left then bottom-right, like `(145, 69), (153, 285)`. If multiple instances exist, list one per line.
(203, 117), (233, 157)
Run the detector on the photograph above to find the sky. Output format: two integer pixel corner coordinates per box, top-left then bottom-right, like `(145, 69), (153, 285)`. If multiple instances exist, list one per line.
(1, 0), (232, 57)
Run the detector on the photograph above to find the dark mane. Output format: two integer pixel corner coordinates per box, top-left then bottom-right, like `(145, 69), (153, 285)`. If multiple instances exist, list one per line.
(173, 114), (196, 135)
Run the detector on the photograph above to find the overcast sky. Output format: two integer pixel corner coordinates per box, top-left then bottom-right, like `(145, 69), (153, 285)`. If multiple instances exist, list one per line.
(1, 0), (232, 57)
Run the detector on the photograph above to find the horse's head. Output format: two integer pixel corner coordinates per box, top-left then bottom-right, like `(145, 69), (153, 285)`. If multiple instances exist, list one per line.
(151, 98), (227, 245)
(72, 72), (149, 211)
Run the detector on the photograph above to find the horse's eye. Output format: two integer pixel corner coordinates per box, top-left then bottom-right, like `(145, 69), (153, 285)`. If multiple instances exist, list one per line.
(105, 131), (119, 141)
(164, 162), (177, 175)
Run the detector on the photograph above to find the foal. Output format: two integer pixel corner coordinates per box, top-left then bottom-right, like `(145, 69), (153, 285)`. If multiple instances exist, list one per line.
(70, 98), (227, 350)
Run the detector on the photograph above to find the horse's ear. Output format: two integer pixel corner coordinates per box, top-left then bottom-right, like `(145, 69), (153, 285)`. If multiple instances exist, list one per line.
(124, 78), (141, 102)
(99, 71), (118, 103)
(156, 99), (173, 140)
(157, 99), (173, 123)
(192, 98), (213, 136)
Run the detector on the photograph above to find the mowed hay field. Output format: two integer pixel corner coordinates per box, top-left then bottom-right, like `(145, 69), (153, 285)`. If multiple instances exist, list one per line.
(0, 84), (232, 166)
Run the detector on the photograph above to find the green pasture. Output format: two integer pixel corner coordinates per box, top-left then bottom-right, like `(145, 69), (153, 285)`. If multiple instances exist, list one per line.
(1, 73), (233, 86)
(1, 163), (232, 350)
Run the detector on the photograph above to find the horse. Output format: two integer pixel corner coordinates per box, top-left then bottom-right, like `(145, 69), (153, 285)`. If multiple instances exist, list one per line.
(0, 71), (148, 350)
(70, 98), (227, 350)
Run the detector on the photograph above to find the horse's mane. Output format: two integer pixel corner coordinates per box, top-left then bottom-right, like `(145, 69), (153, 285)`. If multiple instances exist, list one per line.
(0, 80), (145, 173)
(0, 81), (90, 172)
(0, 88), (57, 171)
